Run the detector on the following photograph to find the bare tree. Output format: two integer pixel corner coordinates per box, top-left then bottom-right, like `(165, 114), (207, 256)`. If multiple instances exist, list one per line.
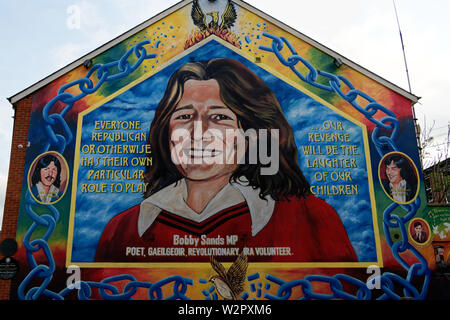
(420, 117), (450, 204)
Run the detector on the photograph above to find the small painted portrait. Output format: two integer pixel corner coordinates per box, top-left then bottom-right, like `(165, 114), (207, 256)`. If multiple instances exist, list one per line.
(29, 152), (68, 204)
(409, 218), (430, 246)
(379, 152), (419, 204)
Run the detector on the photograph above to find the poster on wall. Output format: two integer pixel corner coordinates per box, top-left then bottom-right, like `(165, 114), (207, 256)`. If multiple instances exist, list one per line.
(11, 0), (434, 301)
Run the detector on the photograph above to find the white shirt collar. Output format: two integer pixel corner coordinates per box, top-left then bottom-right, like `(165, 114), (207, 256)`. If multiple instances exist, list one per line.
(390, 179), (407, 202)
(138, 178), (275, 237)
(36, 182), (59, 203)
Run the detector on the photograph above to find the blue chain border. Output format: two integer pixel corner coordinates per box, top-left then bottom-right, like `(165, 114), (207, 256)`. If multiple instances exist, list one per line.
(16, 33), (430, 300)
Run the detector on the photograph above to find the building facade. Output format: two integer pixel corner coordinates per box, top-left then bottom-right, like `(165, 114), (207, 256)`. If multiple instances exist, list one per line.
(1, 0), (448, 300)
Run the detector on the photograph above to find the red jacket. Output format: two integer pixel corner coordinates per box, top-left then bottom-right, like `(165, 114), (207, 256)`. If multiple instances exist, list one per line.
(95, 194), (357, 263)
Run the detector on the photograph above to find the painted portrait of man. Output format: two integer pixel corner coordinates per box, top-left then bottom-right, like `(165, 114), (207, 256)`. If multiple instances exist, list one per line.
(30, 153), (64, 204)
(94, 58), (357, 263)
(411, 221), (428, 244)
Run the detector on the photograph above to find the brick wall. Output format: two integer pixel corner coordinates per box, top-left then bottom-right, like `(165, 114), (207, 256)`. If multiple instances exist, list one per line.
(0, 95), (33, 299)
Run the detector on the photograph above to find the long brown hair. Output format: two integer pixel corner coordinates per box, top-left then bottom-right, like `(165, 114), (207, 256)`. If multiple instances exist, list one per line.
(144, 58), (310, 201)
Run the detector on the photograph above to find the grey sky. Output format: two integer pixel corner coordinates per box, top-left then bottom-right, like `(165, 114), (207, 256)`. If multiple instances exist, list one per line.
(0, 0), (449, 228)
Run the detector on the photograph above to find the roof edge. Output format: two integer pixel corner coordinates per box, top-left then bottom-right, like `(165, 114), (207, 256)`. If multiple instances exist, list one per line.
(8, 0), (420, 105)
(8, 0), (191, 105)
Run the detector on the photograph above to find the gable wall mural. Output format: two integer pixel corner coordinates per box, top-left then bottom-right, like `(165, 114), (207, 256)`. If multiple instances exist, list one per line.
(3, 0), (445, 300)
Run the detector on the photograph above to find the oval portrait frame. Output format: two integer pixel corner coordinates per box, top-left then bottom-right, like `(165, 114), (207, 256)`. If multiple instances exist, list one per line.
(408, 218), (432, 247)
(378, 151), (420, 205)
(27, 151), (69, 205)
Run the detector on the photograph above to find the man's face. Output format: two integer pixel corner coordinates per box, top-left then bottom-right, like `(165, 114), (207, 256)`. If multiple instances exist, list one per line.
(168, 79), (243, 181)
(40, 161), (58, 187)
(386, 160), (402, 185)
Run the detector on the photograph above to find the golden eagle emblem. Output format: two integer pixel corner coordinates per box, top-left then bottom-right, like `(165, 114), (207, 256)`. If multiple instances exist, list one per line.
(209, 250), (248, 300)
(191, 0), (237, 31)
(186, 0), (240, 49)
